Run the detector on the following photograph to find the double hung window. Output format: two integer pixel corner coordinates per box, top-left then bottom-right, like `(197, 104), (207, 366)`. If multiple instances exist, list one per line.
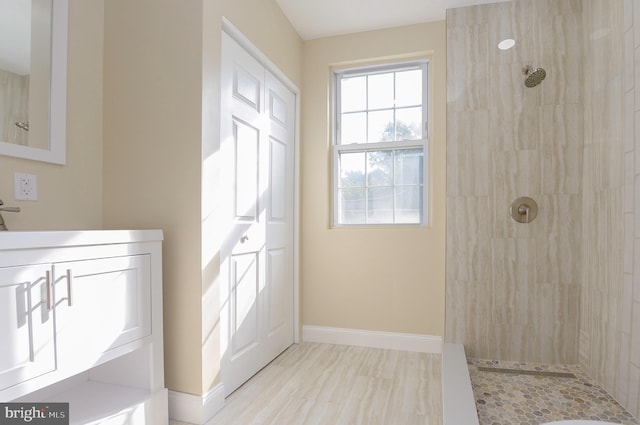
(333, 61), (429, 226)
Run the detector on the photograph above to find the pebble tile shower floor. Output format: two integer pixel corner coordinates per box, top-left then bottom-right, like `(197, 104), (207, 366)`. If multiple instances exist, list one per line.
(468, 358), (640, 425)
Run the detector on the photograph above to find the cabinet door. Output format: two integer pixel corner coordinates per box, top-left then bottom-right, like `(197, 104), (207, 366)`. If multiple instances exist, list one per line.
(53, 255), (152, 371)
(0, 264), (56, 392)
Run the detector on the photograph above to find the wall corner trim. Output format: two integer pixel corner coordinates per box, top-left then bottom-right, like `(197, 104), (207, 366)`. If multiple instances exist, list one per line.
(168, 383), (225, 425)
(302, 325), (442, 353)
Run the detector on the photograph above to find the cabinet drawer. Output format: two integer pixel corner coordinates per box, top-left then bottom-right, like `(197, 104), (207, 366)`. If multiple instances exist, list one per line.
(54, 255), (152, 371)
(0, 265), (56, 392)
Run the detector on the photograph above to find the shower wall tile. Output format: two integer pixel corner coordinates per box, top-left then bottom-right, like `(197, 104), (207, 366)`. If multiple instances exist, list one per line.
(619, 330), (631, 403)
(446, 196), (492, 282)
(541, 104), (583, 146)
(627, 152), (635, 186)
(493, 150), (542, 197)
(623, 274), (633, 333)
(636, 110), (640, 169)
(446, 24), (489, 112)
(630, 363), (640, 415)
(635, 174), (640, 237)
(445, 4), (490, 28)
(635, 45), (640, 109)
(625, 214), (634, 273)
(490, 238), (537, 325)
(626, 90), (636, 152)
(541, 144), (583, 194)
(446, 0), (583, 365)
(487, 5), (533, 66)
(541, 15), (583, 106)
(529, 282), (580, 363)
(535, 194), (582, 284)
(635, 0), (640, 46)
(446, 110), (490, 196)
(636, 240), (640, 301)
(626, 29), (635, 93)
(445, 279), (492, 358)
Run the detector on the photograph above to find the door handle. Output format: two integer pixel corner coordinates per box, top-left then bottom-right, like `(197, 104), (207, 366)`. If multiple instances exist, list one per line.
(66, 269), (73, 306)
(45, 270), (53, 311)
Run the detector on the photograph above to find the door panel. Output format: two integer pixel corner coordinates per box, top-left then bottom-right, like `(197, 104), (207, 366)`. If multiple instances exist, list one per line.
(234, 66), (261, 112)
(269, 137), (287, 222)
(234, 119), (260, 221)
(54, 255), (151, 371)
(0, 264), (55, 392)
(221, 32), (296, 396)
(266, 248), (286, 335)
(230, 253), (260, 356)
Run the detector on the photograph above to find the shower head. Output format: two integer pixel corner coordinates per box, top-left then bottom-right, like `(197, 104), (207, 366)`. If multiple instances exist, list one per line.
(522, 65), (546, 88)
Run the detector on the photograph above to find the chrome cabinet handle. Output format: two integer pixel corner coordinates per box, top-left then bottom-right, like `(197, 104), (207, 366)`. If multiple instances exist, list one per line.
(46, 270), (53, 311)
(66, 269), (73, 306)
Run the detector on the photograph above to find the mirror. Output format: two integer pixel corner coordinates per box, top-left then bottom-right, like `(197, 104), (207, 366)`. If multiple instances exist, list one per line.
(0, 0), (67, 164)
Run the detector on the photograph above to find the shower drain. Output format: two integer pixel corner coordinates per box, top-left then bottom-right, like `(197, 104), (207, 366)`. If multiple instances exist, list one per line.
(477, 366), (577, 379)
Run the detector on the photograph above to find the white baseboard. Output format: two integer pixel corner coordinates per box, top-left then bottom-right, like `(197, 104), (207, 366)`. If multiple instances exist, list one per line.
(302, 325), (442, 353)
(168, 383), (225, 425)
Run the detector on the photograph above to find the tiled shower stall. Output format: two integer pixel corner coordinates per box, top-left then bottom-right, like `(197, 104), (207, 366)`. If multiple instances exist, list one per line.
(445, 0), (640, 419)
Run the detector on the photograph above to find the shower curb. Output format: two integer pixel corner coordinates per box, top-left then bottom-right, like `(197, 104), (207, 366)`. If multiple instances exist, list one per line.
(442, 343), (479, 425)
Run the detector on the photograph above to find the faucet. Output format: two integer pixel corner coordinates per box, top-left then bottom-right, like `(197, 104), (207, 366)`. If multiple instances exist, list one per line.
(0, 199), (20, 231)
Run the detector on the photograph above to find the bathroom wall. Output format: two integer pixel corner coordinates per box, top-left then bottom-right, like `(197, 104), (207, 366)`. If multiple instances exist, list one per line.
(301, 22), (447, 337)
(445, 0), (584, 363)
(102, 0), (302, 398)
(580, 0), (640, 418)
(0, 0), (104, 230)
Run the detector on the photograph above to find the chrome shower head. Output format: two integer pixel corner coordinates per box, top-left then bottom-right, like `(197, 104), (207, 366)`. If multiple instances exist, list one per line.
(522, 65), (546, 88)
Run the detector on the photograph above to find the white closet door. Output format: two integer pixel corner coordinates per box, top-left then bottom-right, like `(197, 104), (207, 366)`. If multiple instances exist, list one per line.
(220, 32), (295, 396)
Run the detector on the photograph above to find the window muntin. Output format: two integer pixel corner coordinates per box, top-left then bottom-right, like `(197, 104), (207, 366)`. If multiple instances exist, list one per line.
(333, 62), (429, 226)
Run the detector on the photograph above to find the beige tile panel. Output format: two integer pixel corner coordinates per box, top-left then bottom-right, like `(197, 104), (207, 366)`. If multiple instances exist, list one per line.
(541, 103), (584, 146)
(446, 196), (492, 282)
(541, 144), (583, 194)
(540, 13), (584, 106)
(446, 24), (489, 112)
(535, 194), (582, 284)
(444, 279), (491, 350)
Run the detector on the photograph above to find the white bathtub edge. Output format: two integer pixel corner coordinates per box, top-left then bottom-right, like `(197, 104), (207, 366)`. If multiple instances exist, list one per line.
(442, 342), (479, 425)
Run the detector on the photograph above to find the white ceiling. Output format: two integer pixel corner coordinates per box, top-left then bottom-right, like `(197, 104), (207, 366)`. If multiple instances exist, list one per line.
(275, 0), (509, 40)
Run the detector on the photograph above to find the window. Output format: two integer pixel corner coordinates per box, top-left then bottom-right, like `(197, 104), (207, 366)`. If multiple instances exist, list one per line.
(333, 62), (429, 226)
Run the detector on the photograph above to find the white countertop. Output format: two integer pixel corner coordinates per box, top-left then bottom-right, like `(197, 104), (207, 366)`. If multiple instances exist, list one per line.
(0, 229), (163, 251)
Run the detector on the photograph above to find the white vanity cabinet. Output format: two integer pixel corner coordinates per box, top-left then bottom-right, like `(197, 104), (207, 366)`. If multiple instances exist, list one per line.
(0, 230), (168, 425)
(0, 264), (56, 392)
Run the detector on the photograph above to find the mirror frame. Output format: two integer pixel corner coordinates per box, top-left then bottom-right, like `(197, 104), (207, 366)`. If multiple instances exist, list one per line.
(0, 0), (68, 165)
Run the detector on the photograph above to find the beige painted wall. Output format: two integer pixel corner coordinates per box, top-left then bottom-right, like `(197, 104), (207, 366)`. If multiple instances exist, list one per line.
(301, 22), (447, 337)
(103, 0), (301, 397)
(0, 0), (103, 230)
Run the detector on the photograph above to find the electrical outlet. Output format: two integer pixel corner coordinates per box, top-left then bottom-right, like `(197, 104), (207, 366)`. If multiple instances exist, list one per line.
(14, 173), (38, 201)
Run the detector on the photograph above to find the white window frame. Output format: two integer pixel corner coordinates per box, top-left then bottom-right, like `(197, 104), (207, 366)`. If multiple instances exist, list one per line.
(332, 61), (429, 227)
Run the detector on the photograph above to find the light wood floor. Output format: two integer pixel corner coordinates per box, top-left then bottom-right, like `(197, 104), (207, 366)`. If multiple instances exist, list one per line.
(170, 342), (443, 425)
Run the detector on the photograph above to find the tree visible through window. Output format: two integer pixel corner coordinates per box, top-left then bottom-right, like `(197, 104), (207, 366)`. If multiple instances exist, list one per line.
(333, 62), (429, 226)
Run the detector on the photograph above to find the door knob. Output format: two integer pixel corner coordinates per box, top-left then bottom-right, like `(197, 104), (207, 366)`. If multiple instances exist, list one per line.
(240, 235), (249, 243)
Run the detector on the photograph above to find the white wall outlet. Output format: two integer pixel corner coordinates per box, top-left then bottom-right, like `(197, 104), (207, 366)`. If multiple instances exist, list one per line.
(14, 173), (38, 201)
